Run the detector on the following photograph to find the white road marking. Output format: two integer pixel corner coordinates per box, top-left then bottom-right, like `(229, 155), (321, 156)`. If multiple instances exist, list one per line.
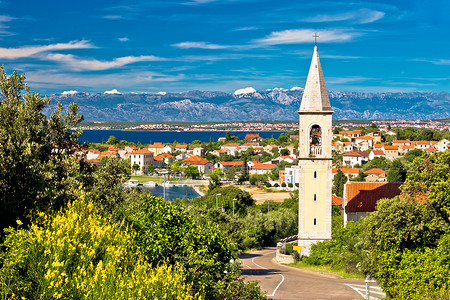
(345, 283), (386, 299)
(251, 252), (285, 297)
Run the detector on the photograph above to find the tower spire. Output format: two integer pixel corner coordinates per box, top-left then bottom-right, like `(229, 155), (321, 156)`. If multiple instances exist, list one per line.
(313, 32), (319, 45)
(298, 44), (333, 113)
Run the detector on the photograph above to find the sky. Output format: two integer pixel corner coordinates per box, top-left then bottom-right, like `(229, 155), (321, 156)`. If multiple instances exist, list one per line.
(0, 0), (449, 95)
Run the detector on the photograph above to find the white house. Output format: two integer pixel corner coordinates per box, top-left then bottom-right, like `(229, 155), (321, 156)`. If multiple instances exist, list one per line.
(434, 139), (450, 152)
(343, 151), (368, 167)
(130, 149), (155, 175)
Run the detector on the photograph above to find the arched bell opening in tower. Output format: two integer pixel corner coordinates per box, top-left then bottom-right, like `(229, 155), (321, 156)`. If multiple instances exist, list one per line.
(309, 124), (322, 156)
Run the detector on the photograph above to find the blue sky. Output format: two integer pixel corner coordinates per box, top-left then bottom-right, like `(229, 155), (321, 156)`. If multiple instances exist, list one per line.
(1, 0), (449, 95)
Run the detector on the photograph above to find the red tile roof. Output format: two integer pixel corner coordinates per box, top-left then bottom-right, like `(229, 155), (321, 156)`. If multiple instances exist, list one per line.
(383, 145), (398, 150)
(183, 155), (211, 165)
(332, 195), (343, 206)
(252, 163), (275, 169)
(218, 161), (243, 166)
(371, 150), (385, 155)
(132, 149), (154, 154)
(245, 133), (262, 141)
(156, 153), (174, 158)
(364, 168), (386, 176)
(345, 182), (402, 213)
(332, 168), (361, 174)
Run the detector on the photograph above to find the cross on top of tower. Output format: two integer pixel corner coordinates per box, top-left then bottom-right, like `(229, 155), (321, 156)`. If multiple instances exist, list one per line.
(313, 32), (319, 45)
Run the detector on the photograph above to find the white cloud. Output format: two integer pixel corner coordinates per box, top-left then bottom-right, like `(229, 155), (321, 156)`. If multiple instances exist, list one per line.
(45, 53), (167, 71)
(234, 26), (259, 31)
(0, 15), (15, 36)
(0, 40), (94, 59)
(233, 87), (256, 95)
(104, 89), (121, 94)
(254, 29), (359, 45)
(302, 9), (385, 24)
(413, 58), (450, 65)
(172, 41), (229, 49)
(25, 71), (186, 91)
(61, 90), (79, 95)
(118, 37), (129, 42)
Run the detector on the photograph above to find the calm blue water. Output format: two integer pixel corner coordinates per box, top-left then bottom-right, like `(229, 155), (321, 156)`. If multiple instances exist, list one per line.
(135, 185), (200, 200)
(79, 130), (285, 144)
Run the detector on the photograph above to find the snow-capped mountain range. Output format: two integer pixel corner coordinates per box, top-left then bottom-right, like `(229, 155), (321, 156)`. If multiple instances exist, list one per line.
(44, 87), (450, 122)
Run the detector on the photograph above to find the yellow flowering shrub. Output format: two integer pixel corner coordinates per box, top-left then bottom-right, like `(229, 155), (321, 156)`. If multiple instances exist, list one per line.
(0, 198), (198, 300)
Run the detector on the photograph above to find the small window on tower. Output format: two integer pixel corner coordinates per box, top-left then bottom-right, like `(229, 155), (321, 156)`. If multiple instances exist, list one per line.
(313, 218), (317, 226)
(314, 194), (317, 202)
(313, 171), (318, 179)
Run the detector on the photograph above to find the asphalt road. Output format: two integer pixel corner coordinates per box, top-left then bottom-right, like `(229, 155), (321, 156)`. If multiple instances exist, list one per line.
(241, 247), (380, 300)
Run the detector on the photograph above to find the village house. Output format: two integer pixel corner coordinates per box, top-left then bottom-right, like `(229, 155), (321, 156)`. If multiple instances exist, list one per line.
(354, 136), (374, 151)
(373, 143), (386, 151)
(338, 130), (362, 142)
(364, 168), (387, 182)
(368, 131), (382, 143)
(335, 141), (353, 153)
(414, 141), (431, 150)
(147, 143), (166, 156)
(245, 133), (263, 141)
(342, 151), (368, 167)
(343, 182), (402, 225)
(130, 149), (155, 175)
(215, 161), (244, 171)
(183, 155), (213, 174)
(332, 168), (361, 180)
(175, 144), (188, 152)
(434, 139), (450, 152)
(383, 145), (400, 161)
(283, 166), (299, 186)
(368, 150), (385, 160)
(220, 143), (240, 154)
(249, 162), (277, 175)
(155, 153), (175, 166)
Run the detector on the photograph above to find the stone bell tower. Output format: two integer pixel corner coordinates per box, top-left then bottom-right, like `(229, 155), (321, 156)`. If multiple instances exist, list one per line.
(297, 43), (333, 256)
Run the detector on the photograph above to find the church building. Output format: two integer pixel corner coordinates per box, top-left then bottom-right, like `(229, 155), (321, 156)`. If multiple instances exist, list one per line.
(297, 43), (333, 256)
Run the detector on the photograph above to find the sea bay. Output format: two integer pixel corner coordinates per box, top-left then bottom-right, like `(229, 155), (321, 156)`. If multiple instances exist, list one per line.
(79, 130), (286, 144)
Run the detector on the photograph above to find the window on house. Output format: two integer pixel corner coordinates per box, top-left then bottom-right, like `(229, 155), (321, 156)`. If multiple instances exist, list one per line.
(313, 218), (317, 226)
(314, 194), (317, 202)
(313, 171), (318, 179)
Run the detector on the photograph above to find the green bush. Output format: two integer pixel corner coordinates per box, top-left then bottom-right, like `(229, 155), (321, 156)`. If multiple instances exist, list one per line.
(274, 183), (279, 187)
(285, 242), (294, 255)
(281, 182), (286, 188)
(288, 183), (293, 188)
(266, 182), (272, 187)
(0, 198), (195, 299)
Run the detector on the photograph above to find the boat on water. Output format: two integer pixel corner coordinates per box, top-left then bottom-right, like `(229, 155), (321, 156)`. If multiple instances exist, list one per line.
(161, 181), (175, 188)
(123, 180), (140, 187)
(143, 181), (157, 187)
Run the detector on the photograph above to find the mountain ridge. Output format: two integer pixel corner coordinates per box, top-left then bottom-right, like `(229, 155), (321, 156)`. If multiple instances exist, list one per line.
(43, 89), (450, 122)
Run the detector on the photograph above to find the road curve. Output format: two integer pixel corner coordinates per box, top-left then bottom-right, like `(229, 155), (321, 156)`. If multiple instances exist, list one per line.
(241, 247), (366, 299)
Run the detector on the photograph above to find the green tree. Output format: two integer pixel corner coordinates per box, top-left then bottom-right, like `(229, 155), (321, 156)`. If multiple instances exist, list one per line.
(0, 66), (84, 230)
(132, 163), (140, 173)
(333, 126), (343, 134)
(332, 169), (347, 197)
(146, 163), (155, 174)
(387, 159), (406, 182)
(185, 165), (200, 179)
(106, 135), (118, 145)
